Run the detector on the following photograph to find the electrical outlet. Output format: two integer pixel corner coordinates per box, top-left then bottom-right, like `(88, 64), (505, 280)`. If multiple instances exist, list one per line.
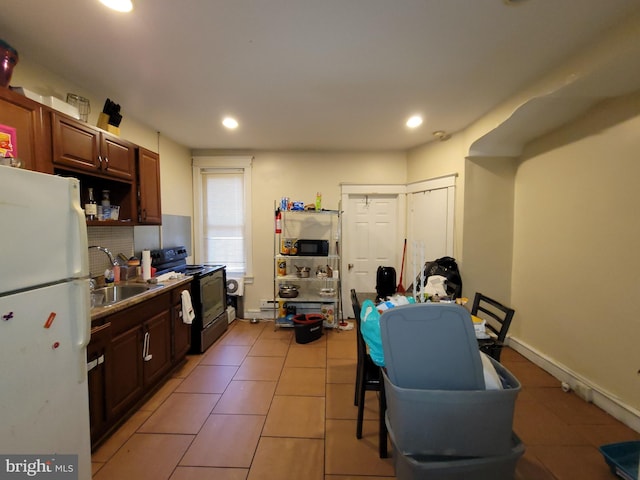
(573, 381), (593, 403)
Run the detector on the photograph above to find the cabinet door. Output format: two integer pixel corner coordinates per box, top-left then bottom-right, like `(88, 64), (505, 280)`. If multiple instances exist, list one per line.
(173, 304), (191, 362)
(52, 113), (134, 181)
(143, 310), (172, 388)
(101, 134), (134, 181)
(52, 113), (101, 172)
(109, 325), (144, 418)
(87, 322), (112, 446)
(137, 147), (162, 224)
(0, 88), (49, 172)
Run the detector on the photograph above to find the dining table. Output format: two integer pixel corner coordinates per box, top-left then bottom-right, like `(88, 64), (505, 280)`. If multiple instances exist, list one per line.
(354, 291), (494, 347)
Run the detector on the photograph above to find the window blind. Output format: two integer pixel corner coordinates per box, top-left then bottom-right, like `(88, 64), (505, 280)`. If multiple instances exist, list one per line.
(202, 169), (245, 273)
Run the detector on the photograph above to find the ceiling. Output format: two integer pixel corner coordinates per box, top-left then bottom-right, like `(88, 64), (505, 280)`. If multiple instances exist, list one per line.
(2, 0), (640, 151)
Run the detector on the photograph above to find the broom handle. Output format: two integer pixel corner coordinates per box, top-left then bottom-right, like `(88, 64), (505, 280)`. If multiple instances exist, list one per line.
(397, 239), (407, 290)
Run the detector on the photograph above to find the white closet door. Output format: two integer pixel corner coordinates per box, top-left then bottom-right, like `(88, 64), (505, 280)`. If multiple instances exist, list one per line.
(406, 180), (455, 287)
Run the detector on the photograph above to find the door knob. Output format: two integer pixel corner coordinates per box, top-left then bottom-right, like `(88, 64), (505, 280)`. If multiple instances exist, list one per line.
(348, 263), (354, 270)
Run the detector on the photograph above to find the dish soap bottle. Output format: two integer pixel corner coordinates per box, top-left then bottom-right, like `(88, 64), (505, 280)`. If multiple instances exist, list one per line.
(85, 187), (97, 221)
(315, 192), (322, 211)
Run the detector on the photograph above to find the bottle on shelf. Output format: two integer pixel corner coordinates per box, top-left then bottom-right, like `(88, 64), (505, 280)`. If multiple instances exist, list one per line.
(101, 189), (111, 221)
(85, 187), (97, 221)
(315, 192), (322, 211)
(275, 208), (282, 234)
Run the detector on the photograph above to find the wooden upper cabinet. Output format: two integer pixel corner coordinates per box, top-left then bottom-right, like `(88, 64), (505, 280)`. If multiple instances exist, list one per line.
(101, 134), (135, 180)
(52, 113), (134, 181)
(137, 147), (162, 224)
(0, 87), (51, 173)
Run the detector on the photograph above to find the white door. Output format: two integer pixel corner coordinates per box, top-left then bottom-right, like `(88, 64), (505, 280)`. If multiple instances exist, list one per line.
(406, 176), (456, 292)
(408, 188), (451, 258)
(342, 193), (402, 317)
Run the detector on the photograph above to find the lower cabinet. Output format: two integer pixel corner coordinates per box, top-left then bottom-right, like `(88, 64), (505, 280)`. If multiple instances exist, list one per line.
(109, 324), (144, 419)
(172, 284), (192, 362)
(142, 310), (172, 388)
(87, 281), (191, 450)
(87, 322), (111, 443)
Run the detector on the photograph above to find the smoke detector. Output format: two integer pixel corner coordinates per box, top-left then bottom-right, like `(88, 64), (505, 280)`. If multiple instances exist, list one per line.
(433, 130), (451, 142)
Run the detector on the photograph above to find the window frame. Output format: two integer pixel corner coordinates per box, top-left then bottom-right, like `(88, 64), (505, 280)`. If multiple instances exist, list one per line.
(192, 156), (253, 281)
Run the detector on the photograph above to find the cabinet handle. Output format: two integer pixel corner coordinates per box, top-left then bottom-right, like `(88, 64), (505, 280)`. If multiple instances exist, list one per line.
(87, 358), (97, 372)
(104, 156), (109, 170)
(98, 155), (103, 168)
(87, 354), (105, 372)
(143, 331), (153, 362)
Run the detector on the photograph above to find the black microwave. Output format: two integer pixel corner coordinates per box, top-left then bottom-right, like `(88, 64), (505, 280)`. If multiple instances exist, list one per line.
(296, 239), (329, 256)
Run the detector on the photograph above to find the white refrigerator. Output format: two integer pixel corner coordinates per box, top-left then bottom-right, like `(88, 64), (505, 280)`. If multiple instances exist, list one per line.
(0, 166), (92, 479)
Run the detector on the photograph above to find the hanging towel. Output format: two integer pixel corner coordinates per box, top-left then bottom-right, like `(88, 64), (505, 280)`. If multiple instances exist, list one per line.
(181, 290), (196, 324)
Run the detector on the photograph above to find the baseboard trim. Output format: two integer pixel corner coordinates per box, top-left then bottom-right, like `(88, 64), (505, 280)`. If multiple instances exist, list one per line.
(507, 336), (640, 434)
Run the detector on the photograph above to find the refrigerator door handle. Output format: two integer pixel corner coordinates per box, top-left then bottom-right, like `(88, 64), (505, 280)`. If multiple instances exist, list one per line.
(69, 180), (90, 278)
(71, 279), (91, 348)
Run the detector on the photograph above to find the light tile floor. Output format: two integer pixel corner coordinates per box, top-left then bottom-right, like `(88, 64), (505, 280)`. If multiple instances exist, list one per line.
(91, 319), (639, 479)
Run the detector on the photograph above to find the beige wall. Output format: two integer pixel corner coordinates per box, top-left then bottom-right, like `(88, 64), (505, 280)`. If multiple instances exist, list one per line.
(157, 136), (192, 217)
(406, 134), (467, 262)
(241, 151), (407, 313)
(511, 91), (640, 411)
(462, 157), (516, 304)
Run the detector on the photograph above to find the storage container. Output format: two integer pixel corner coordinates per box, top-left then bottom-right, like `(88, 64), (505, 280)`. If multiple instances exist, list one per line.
(383, 358), (521, 457)
(391, 429), (525, 480)
(599, 441), (640, 480)
(293, 313), (324, 344)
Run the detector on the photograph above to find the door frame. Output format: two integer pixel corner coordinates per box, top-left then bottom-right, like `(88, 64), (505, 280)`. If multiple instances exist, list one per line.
(340, 184), (407, 317)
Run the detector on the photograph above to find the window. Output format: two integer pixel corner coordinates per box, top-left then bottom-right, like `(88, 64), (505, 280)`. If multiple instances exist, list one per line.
(193, 156), (252, 278)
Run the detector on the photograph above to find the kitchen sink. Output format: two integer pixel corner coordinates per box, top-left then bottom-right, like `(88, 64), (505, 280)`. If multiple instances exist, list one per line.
(91, 284), (159, 307)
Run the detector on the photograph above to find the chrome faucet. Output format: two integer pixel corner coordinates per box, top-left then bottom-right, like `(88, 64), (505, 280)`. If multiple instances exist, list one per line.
(88, 245), (117, 266)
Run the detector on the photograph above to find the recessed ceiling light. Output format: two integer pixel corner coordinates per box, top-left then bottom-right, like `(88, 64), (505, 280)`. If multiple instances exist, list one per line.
(99, 0), (133, 12)
(222, 117), (239, 129)
(406, 115), (423, 129)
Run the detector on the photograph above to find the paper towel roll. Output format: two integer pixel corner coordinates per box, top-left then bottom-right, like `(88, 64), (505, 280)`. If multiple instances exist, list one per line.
(142, 250), (151, 280)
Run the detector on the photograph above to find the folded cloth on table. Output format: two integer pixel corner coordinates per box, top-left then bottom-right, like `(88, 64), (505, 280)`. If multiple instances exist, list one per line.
(181, 290), (196, 324)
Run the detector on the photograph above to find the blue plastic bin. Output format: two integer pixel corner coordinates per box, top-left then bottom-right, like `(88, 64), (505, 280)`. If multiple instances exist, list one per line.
(599, 441), (640, 480)
(390, 429), (525, 480)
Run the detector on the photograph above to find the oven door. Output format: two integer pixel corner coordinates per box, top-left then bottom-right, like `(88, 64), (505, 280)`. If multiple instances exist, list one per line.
(199, 268), (226, 326)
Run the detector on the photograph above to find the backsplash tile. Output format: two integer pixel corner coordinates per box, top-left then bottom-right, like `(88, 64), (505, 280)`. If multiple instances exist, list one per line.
(88, 226), (134, 277)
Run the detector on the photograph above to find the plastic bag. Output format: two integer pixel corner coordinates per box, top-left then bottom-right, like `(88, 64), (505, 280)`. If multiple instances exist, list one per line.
(360, 299), (385, 367)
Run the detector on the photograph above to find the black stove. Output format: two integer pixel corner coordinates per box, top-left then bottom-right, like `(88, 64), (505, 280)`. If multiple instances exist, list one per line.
(150, 246), (228, 353)
(150, 246), (222, 278)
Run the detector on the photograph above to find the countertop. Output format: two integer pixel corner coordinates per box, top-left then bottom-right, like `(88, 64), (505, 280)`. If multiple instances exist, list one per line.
(90, 276), (193, 322)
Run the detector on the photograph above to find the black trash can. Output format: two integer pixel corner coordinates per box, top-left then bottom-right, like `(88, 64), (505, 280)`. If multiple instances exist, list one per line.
(293, 314), (324, 344)
(376, 266), (396, 298)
